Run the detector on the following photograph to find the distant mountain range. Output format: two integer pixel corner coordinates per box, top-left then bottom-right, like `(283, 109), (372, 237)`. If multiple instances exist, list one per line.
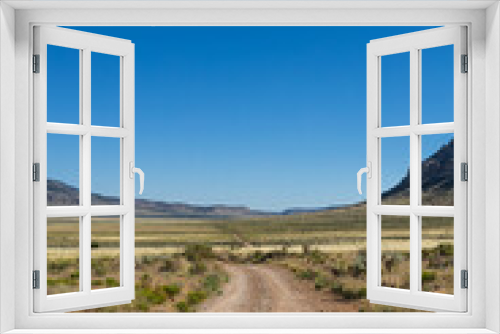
(48, 180), (269, 218)
(47, 139), (453, 217)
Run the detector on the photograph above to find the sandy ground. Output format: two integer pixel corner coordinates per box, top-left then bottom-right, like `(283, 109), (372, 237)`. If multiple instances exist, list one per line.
(199, 263), (360, 312)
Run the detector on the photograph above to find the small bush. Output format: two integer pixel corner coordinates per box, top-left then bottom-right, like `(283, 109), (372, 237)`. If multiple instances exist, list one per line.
(158, 259), (180, 273)
(176, 301), (189, 312)
(184, 244), (214, 262)
(297, 269), (317, 280)
(163, 284), (181, 299)
(204, 274), (221, 292)
(137, 287), (166, 305)
(330, 281), (343, 294)
(309, 250), (326, 265)
(339, 287), (366, 300)
(189, 261), (207, 275)
(422, 271), (437, 282)
(105, 277), (120, 288)
(187, 291), (208, 306)
(314, 276), (328, 290)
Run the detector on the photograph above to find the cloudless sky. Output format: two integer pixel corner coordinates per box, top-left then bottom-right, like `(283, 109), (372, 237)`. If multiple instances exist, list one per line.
(47, 26), (454, 211)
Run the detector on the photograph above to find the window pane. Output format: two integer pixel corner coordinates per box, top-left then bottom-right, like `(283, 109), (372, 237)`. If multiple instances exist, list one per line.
(47, 134), (80, 206)
(92, 52), (120, 127)
(381, 136), (410, 205)
(92, 216), (121, 290)
(91, 137), (120, 205)
(47, 217), (80, 295)
(421, 45), (454, 124)
(381, 215), (410, 290)
(381, 52), (410, 127)
(421, 134), (454, 206)
(47, 45), (80, 124)
(421, 217), (454, 294)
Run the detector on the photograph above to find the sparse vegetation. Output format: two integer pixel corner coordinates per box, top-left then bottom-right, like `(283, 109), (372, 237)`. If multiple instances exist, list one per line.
(47, 208), (453, 312)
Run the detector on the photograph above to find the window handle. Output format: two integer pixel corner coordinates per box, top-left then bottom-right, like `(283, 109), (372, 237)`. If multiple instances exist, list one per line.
(129, 162), (145, 195)
(357, 162), (372, 195)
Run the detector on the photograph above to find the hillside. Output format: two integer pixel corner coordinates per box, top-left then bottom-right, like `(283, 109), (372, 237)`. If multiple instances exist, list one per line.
(47, 179), (269, 218)
(382, 139), (453, 205)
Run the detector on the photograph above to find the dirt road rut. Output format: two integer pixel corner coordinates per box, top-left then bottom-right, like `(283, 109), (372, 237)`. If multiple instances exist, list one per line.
(199, 263), (357, 312)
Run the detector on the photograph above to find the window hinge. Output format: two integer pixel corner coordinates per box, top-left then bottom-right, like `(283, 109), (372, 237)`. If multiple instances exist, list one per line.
(33, 54), (40, 73)
(461, 270), (468, 289)
(461, 54), (468, 73)
(461, 162), (468, 181)
(33, 163), (40, 182)
(33, 270), (40, 289)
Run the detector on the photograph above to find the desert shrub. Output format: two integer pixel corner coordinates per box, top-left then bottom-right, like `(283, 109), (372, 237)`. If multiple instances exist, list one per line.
(314, 276), (328, 290)
(48, 278), (78, 287)
(204, 274), (221, 292)
(424, 244), (454, 269)
(437, 244), (454, 257)
(105, 277), (120, 288)
(189, 261), (207, 275)
(47, 259), (75, 271)
(297, 269), (317, 280)
(158, 258), (180, 273)
(250, 250), (266, 263)
(330, 281), (343, 294)
(308, 250), (326, 265)
(163, 284), (181, 299)
(184, 244), (214, 262)
(91, 279), (104, 287)
(339, 287), (366, 300)
(422, 271), (437, 282)
(137, 287), (166, 305)
(351, 251), (367, 277)
(187, 291), (207, 306)
(91, 259), (107, 276)
(331, 259), (349, 276)
(176, 301), (189, 312)
(136, 302), (150, 312)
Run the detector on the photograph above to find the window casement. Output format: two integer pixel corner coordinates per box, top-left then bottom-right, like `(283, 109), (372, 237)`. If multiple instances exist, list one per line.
(33, 26), (139, 312)
(364, 26), (467, 312)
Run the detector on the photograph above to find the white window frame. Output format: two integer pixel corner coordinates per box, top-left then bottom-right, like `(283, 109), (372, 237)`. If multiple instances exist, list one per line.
(0, 1), (498, 333)
(33, 26), (136, 313)
(366, 26), (467, 312)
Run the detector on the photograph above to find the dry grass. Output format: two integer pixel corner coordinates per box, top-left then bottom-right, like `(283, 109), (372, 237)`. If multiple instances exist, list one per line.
(47, 205), (454, 312)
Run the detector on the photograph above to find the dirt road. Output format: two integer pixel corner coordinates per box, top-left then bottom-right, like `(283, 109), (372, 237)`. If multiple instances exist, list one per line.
(199, 263), (359, 312)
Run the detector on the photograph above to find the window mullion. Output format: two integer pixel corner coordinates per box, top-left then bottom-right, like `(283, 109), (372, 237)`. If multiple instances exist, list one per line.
(82, 48), (92, 294)
(409, 48), (420, 294)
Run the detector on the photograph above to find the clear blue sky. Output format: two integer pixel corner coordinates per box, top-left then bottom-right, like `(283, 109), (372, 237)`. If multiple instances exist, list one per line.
(47, 26), (454, 211)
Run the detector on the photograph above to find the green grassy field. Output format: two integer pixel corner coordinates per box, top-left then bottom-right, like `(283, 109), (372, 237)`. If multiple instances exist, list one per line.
(47, 201), (454, 312)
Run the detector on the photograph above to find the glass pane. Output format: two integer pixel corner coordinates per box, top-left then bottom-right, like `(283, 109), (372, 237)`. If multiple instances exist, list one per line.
(381, 52), (410, 127)
(381, 215), (410, 290)
(47, 217), (80, 295)
(421, 45), (454, 124)
(92, 216), (121, 290)
(47, 134), (80, 206)
(381, 136), (410, 205)
(47, 45), (80, 124)
(91, 52), (120, 127)
(91, 137), (120, 204)
(421, 217), (454, 294)
(421, 133), (454, 206)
